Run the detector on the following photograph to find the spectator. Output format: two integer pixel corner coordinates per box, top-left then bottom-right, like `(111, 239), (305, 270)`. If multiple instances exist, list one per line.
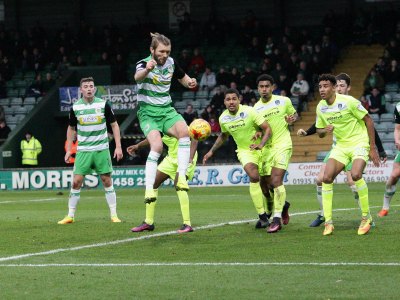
(374, 57), (387, 75)
(0, 104), (5, 122)
(26, 73), (44, 97)
(97, 51), (111, 65)
(32, 47), (44, 72)
(199, 67), (216, 91)
(247, 36), (263, 63)
(0, 119), (11, 142)
(290, 73), (310, 116)
(241, 85), (257, 105)
(0, 56), (14, 81)
(20, 48), (33, 73)
(188, 47), (205, 77)
(360, 95), (370, 110)
(200, 105), (216, 122)
(42, 72), (56, 94)
(264, 36), (275, 57)
(384, 59), (400, 84)
(385, 39), (400, 61)
(367, 88), (385, 115)
(275, 73), (291, 96)
(72, 55), (87, 67)
(216, 67), (231, 87)
(177, 49), (191, 73)
(270, 62), (284, 83)
(20, 131), (42, 167)
(111, 53), (127, 84)
(240, 66), (257, 89)
(230, 67), (241, 86)
(182, 104), (198, 125)
(0, 73), (6, 98)
(57, 55), (70, 78)
(209, 86), (225, 113)
(209, 116), (221, 132)
(131, 122), (143, 134)
(363, 69), (385, 94)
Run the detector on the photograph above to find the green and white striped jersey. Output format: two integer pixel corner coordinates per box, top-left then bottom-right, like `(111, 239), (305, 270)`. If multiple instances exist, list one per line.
(69, 97), (116, 152)
(135, 55), (185, 106)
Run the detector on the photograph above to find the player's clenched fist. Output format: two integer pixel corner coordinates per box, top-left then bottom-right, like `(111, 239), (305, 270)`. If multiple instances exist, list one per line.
(146, 59), (157, 71)
(187, 78), (197, 88)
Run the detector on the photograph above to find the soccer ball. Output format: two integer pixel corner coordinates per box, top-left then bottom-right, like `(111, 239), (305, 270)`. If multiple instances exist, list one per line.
(188, 119), (211, 141)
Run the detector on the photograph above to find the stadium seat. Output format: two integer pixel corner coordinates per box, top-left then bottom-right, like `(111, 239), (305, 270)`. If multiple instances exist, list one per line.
(190, 101), (201, 110)
(290, 97), (299, 107)
(14, 106), (27, 115)
(3, 106), (14, 115)
(199, 98), (211, 109)
(385, 83), (399, 93)
(380, 113), (393, 123)
(196, 90), (209, 99)
(182, 91), (195, 101)
(174, 101), (187, 110)
(392, 93), (400, 103)
(9, 97), (23, 106)
(385, 149), (395, 159)
(14, 79), (27, 88)
(317, 151), (329, 161)
(0, 98), (9, 106)
(7, 89), (18, 97)
(24, 105), (35, 112)
(24, 97), (36, 105)
(383, 142), (395, 152)
(370, 113), (380, 124)
(384, 93), (393, 103)
(386, 122), (395, 133)
(386, 103), (396, 114)
(381, 132), (394, 143)
(375, 123), (387, 133)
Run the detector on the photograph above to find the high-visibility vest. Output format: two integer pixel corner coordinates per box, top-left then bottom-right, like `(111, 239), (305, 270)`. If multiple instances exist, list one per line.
(21, 137), (42, 165)
(64, 140), (78, 164)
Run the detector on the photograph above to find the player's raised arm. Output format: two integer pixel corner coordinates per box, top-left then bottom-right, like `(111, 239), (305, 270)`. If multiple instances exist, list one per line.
(134, 59), (157, 82)
(127, 139), (150, 156)
(202, 132), (229, 165)
(250, 121), (271, 150)
(179, 74), (197, 89)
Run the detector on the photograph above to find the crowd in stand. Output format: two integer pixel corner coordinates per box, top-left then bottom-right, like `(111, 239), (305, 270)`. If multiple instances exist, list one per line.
(1, 6), (400, 149)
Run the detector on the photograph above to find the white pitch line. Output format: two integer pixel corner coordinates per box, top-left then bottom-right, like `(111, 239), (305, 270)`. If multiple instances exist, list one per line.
(0, 198), (60, 204)
(0, 205), (398, 263)
(0, 262), (400, 267)
(0, 194), (243, 205)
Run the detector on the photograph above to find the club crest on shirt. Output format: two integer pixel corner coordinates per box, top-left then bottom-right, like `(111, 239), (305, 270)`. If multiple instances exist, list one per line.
(357, 103), (367, 112)
(275, 100), (280, 105)
(240, 112), (244, 118)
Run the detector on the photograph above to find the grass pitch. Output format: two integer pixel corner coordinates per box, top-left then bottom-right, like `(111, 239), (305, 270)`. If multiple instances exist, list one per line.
(1, 183), (400, 299)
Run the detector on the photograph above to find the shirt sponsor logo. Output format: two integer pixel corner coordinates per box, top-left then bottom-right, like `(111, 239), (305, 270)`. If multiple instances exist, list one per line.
(262, 107), (280, 119)
(79, 115), (102, 125)
(326, 112), (343, 123)
(228, 119), (245, 130)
